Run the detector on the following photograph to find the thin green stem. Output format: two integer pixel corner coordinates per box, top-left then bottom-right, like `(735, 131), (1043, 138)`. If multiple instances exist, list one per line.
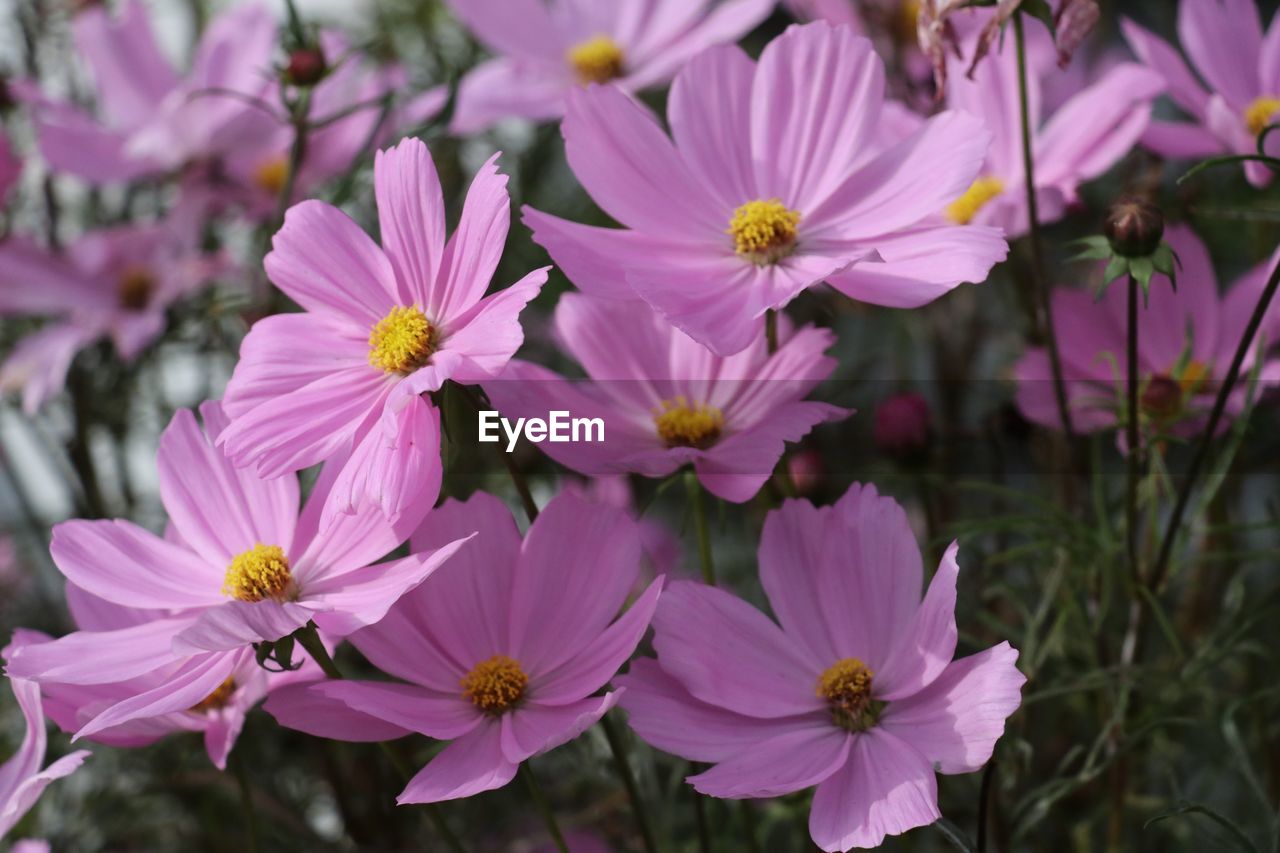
(231, 752), (259, 853)
(600, 714), (659, 853)
(765, 308), (779, 354)
(685, 470), (716, 586)
(520, 763), (569, 853)
(1126, 275), (1141, 587)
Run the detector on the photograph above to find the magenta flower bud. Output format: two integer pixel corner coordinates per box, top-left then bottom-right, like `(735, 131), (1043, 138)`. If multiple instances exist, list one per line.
(1104, 196), (1164, 258)
(787, 448), (823, 495)
(873, 392), (932, 458)
(284, 46), (327, 87)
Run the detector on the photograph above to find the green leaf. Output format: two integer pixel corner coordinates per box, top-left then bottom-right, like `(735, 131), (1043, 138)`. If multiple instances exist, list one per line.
(1070, 235), (1113, 261)
(1098, 256), (1130, 297)
(1130, 255), (1155, 302)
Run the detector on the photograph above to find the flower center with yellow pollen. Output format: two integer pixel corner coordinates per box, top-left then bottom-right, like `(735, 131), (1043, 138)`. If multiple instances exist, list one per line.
(190, 677), (237, 713)
(1245, 96), (1280, 136)
(893, 0), (922, 45)
(369, 305), (434, 374)
(816, 657), (880, 731)
(223, 543), (294, 603)
(461, 655), (528, 714)
(117, 265), (155, 311)
(945, 176), (1005, 225)
(654, 397), (724, 448)
(728, 199), (801, 265)
(568, 35), (625, 84)
(253, 155), (290, 194)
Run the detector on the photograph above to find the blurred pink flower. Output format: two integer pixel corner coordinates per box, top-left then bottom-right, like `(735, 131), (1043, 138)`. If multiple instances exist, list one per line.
(5, 403), (469, 739)
(266, 491), (662, 804)
(0, 223), (226, 412)
(446, 0), (774, 133)
(564, 476), (683, 579)
(219, 138), (546, 519)
(525, 23), (1007, 356)
(618, 483), (1024, 851)
(1123, 0), (1280, 186)
(1015, 225), (1280, 440)
(0, 669), (90, 838)
(486, 293), (848, 503)
(873, 392), (932, 458)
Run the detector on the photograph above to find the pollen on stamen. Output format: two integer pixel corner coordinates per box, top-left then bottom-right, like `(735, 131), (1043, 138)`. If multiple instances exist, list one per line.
(369, 305), (434, 375)
(1245, 96), (1280, 136)
(944, 176), (1005, 225)
(568, 35), (625, 85)
(117, 265), (155, 311)
(461, 655), (528, 714)
(654, 397), (724, 449)
(727, 199), (801, 265)
(817, 657), (880, 732)
(253, 156), (290, 194)
(223, 543), (294, 603)
(190, 677), (237, 713)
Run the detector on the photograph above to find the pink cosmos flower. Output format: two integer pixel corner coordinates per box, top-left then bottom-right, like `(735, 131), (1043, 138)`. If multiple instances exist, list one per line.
(266, 491), (663, 804)
(446, 0), (775, 133)
(219, 137), (547, 520)
(5, 402), (469, 739)
(936, 23), (1162, 237)
(524, 22), (1008, 356)
(485, 293), (847, 503)
(1015, 225), (1280, 440)
(0, 223), (225, 413)
(1123, 0), (1280, 187)
(618, 483), (1025, 851)
(0, 671), (90, 839)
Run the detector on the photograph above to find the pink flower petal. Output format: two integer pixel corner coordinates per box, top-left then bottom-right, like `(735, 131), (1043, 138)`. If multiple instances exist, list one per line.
(265, 682), (413, 742)
(396, 720), (517, 804)
(1177, 0), (1262, 109)
(438, 266), (548, 385)
(374, 138), (447, 307)
(431, 153), (511, 321)
(688, 724), (851, 799)
(312, 680), (481, 740)
(875, 543), (960, 701)
(4, 618), (193, 684)
(499, 692), (618, 763)
(173, 600), (313, 653)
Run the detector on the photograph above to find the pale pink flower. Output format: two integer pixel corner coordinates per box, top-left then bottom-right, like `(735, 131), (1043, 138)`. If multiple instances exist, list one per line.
(618, 483), (1025, 851)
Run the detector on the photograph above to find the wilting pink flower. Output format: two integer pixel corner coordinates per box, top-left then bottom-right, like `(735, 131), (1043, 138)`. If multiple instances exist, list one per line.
(1015, 225), (1280, 440)
(0, 223), (225, 412)
(220, 138), (546, 519)
(525, 22), (1007, 356)
(0, 669), (90, 838)
(446, 0), (774, 133)
(936, 25), (1162, 237)
(486, 293), (847, 503)
(619, 483), (1025, 851)
(1124, 0), (1280, 187)
(267, 491), (662, 804)
(5, 403), (468, 738)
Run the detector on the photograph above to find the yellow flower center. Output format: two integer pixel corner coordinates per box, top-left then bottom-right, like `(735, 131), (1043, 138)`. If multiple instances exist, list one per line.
(117, 265), (155, 311)
(368, 305), (434, 374)
(222, 544), (294, 603)
(568, 35), (625, 84)
(944, 176), (1005, 225)
(728, 199), (801, 265)
(190, 677), (237, 713)
(1245, 96), (1280, 136)
(253, 156), (290, 194)
(1178, 359), (1209, 394)
(654, 397), (724, 449)
(816, 657), (879, 731)
(461, 655), (528, 714)
(894, 0), (922, 44)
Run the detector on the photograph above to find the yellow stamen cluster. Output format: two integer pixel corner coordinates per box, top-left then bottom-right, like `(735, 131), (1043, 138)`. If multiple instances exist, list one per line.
(1245, 95), (1280, 136)
(816, 657), (878, 731)
(461, 655), (528, 714)
(253, 156), (290, 194)
(223, 544), (294, 603)
(117, 265), (156, 311)
(728, 199), (801, 265)
(568, 35), (625, 84)
(894, 0), (922, 45)
(944, 176), (1005, 225)
(654, 397), (724, 449)
(190, 677), (237, 713)
(368, 305), (434, 374)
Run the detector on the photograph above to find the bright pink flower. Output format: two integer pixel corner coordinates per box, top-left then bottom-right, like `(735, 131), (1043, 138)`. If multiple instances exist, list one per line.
(1015, 225), (1280, 440)
(618, 483), (1025, 851)
(936, 24), (1162, 237)
(486, 293), (847, 503)
(4, 403), (469, 738)
(220, 138), (546, 520)
(446, 0), (774, 133)
(525, 23), (1007, 356)
(0, 670), (90, 838)
(266, 491), (662, 804)
(0, 223), (225, 412)
(1123, 0), (1280, 186)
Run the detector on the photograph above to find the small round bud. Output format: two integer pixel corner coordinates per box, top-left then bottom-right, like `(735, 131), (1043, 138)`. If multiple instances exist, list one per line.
(873, 392), (932, 460)
(786, 448), (823, 495)
(284, 47), (327, 87)
(1104, 196), (1164, 258)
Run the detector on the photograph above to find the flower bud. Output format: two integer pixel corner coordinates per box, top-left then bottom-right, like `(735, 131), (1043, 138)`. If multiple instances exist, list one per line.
(284, 46), (327, 87)
(787, 448), (823, 495)
(1140, 375), (1182, 421)
(873, 392), (932, 460)
(1104, 196), (1164, 258)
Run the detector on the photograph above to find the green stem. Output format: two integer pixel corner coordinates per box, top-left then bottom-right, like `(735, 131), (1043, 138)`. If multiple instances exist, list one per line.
(231, 752), (259, 853)
(765, 308), (778, 354)
(685, 470), (716, 586)
(520, 763), (568, 853)
(1126, 275), (1141, 587)
(600, 714), (659, 853)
